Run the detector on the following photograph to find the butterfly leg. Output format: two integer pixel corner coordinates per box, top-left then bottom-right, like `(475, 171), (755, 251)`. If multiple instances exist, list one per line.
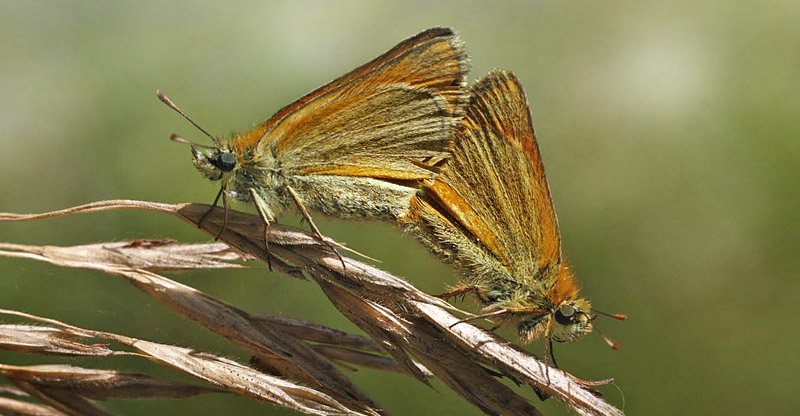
(215, 188), (231, 240)
(249, 188), (276, 271)
(198, 185), (224, 230)
(543, 318), (556, 383)
(285, 185), (346, 270)
(547, 337), (559, 369)
(437, 283), (483, 302)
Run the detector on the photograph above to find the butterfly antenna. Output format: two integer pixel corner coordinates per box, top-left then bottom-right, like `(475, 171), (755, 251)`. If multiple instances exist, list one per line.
(156, 90), (221, 146)
(592, 308), (627, 321)
(594, 324), (620, 350)
(169, 134), (216, 149)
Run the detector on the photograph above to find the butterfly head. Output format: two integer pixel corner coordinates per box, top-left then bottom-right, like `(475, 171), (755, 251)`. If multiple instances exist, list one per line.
(549, 299), (594, 342)
(517, 298), (593, 343)
(191, 145), (237, 182)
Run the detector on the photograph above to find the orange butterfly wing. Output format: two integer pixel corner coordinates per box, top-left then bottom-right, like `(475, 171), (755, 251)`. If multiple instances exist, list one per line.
(412, 70), (562, 286)
(230, 27), (469, 181)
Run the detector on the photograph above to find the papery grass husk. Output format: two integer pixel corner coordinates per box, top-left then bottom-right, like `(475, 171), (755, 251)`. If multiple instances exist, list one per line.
(0, 200), (623, 416)
(0, 310), (371, 416)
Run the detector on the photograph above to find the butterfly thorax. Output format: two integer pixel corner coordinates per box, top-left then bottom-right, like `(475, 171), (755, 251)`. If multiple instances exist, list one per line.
(189, 131), (290, 221)
(230, 139), (293, 220)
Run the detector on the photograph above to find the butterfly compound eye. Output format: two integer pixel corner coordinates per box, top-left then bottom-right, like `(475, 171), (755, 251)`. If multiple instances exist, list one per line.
(217, 152), (236, 172)
(555, 305), (576, 325)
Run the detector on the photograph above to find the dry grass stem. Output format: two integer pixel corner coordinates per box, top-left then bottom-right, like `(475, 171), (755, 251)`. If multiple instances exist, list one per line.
(0, 364), (223, 399)
(0, 363), (223, 416)
(0, 200), (624, 416)
(0, 242), (384, 414)
(0, 310), (371, 416)
(0, 395), (71, 416)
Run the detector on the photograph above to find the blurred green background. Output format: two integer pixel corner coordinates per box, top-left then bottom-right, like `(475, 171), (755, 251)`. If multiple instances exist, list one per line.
(1, 1), (798, 415)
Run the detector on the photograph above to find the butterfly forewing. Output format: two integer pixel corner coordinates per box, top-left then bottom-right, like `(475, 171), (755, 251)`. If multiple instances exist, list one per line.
(280, 85), (452, 179)
(264, 27), (467, 137)
(408, 70), (562, 287)
(229, 27), (469, 182)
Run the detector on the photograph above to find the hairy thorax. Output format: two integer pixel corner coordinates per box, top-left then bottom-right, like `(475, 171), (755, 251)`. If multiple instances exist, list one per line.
(228, 148), (288, 221)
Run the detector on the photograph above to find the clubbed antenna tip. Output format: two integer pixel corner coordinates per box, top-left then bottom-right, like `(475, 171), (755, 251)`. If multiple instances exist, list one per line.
(156, 89), (219, 146)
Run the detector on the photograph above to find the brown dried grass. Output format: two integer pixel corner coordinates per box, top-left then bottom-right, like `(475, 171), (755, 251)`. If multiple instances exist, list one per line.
(0, 200), (623, 416)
